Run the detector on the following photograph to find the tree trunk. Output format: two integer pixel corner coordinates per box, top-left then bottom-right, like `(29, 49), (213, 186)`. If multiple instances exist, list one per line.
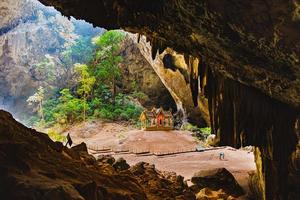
(112, 78), (116, 105)
(83, 95), (86, 122)
(39, 101), (44, 122)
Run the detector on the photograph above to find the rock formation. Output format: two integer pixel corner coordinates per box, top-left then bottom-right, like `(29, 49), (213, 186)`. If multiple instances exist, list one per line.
(129, 34), (210, 126)
(0, 0), (33, 31)
(0, 0), (97, 116)
(191, 168), (244, 197)
(37, 1), (300, 199)
(119, 35), (177, 111)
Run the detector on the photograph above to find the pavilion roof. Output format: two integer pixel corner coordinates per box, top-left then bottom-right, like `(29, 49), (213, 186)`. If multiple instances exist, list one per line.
(142, 107), (173, 119)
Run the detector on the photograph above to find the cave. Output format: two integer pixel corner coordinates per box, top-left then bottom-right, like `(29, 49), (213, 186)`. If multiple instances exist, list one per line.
(1, 0), (300, 199)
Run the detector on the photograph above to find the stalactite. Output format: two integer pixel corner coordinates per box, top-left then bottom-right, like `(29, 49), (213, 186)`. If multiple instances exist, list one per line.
(150, 38), (159, 60)
(199, 59), (207, 94)
(189, 56), (199, 107)
(206, 67), (299, 199)
(158, 40), (166, 54)
(146, 37), (150, 43)
(184, 54), (189, 67)
(184, 55), (208, 108)
(151, 40), (158, 60)
(137, 33), (141, 43)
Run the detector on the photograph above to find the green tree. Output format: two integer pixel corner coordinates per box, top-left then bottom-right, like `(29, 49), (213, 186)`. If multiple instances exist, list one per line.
(34, 55), (56, 86)
(93, 30), (125, 104)
(61, 36), (96, 65)
(55, 89), (84, 124)
(27, 86), (45, 122)
(75, 64), (96, 121)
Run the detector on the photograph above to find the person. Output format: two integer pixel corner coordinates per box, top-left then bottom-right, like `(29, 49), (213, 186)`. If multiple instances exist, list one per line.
(65, 133), (73, 147)
(219, 152), (225, 160)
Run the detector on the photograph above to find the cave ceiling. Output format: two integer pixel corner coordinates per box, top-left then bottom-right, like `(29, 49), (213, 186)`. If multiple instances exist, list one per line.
(38, 0), (300, 108)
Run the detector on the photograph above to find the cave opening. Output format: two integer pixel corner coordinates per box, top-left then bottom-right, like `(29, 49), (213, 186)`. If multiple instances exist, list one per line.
(1, 0), (300, 200)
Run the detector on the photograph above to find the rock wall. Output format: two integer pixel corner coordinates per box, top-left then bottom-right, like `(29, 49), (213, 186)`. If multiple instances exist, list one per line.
(130, 34), (209, 126)
(0, 0), (33, 30)
(0, 1), (81, 115)
(206, 70), (299, 199)
(119, 35), (177, 111)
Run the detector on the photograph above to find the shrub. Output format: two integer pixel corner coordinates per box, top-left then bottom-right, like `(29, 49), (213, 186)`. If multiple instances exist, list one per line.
(47, 129), (66, 142)
(200, 127), (211, 137)
(22, 115), (40, 127)
(98, 108), (114, 120)
(181, 123), (199, 132)
(133, 91), (149, 102)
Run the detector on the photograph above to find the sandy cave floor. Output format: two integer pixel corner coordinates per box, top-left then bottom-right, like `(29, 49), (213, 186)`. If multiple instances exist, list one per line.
(65, 120), (256, 197)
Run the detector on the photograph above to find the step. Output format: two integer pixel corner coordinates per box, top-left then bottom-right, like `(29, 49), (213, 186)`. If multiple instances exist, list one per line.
(135, 152), (154, 157)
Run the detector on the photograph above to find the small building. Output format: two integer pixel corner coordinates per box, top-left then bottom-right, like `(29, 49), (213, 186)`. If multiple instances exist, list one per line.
(140, 107), (173, 131)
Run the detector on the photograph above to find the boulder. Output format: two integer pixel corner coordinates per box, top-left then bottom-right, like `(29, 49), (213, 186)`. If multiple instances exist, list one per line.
(205, 134), (218, 146)
(112, 157), (130, 171)
(71, 142), (88, 153)
(130, 162), (195, 200)
(97, 155), (115, 165)
(196, 188), (235, 200)
(191, 168), (244, 197)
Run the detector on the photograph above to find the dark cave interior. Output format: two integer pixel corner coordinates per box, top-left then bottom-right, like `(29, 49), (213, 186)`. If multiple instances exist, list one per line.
(0, 0), (299, 199)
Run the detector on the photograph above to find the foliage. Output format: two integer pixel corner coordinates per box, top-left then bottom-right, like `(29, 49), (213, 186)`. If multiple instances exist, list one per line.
(75, 64), (96, 121)
(55, 89), (84, 124)
(75, 64), (96, 98)
(34, 55), (57, 86)
(47, 129), (66, 142)
(92, 30), (125, 103)
(182, 123), (211, 141)
(22, 115), (40, 128)
(132, 91), (149, 102)
(27, 86), (45, 121)
(182, 123), (211, 135)
(61, 36), (96, 66)
(181, 123), (200, 132)
(200, 127), (211, 135)
(27, 30), (144, 129)
(130, 80), (149, 102)
(93, 93), (143, 122)
(41, 89), (84, 125)
(27, 86), (45, 105)
(94, 30), (125, 53)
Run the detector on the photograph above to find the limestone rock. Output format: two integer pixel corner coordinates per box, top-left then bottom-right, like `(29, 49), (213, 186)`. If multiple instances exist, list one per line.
(71, 142), (88, 153)
(130, 162), (195, 200)
(196, 188), (235, 200)
(112, 157), (130, 171)
(97, 155), (115, 165)
(131, 34), (210, 126)
(118, 34), (177, 111)
(191, 168), (244, 197)
(206, 134), (217, 146)
(0, 2), (81, 116)
(0, 0), (105, 120)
